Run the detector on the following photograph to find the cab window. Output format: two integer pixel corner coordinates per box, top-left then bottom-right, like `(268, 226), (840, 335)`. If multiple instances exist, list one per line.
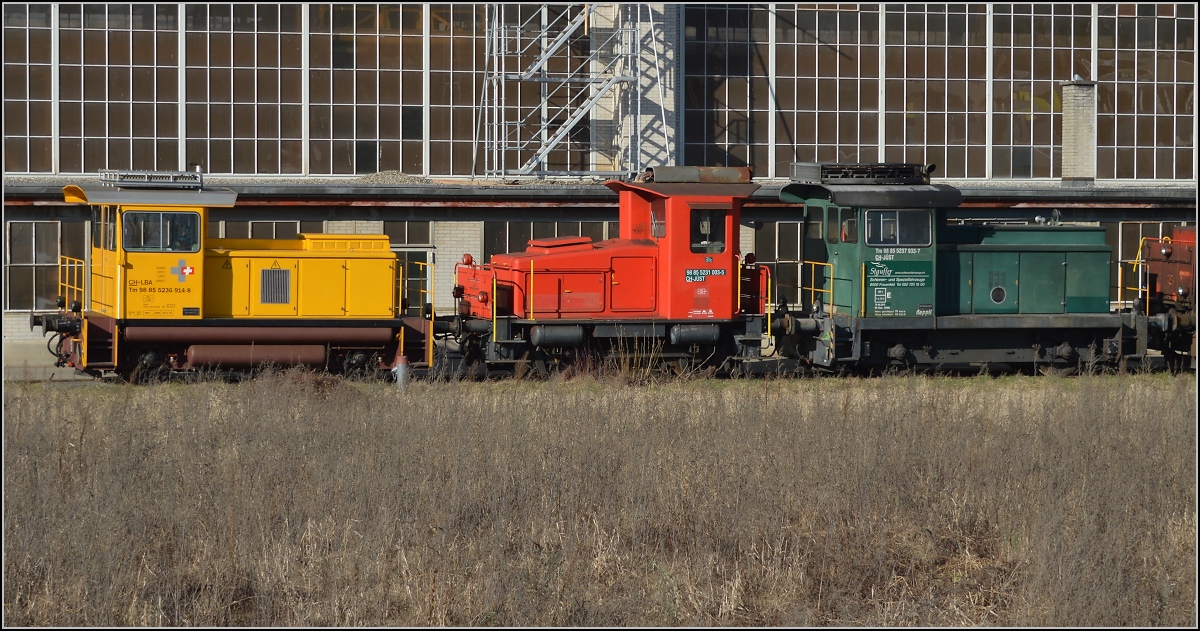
(840, 207), (858, 243)
(122, 212), (201, 253)
(100, 205), (116, 252)
(865, 209), (930, 247)
(650, 199), (666, 238)
(690, 207), (727, 254)
(825, 208), (839, 244)
(92, 206), (102, 248)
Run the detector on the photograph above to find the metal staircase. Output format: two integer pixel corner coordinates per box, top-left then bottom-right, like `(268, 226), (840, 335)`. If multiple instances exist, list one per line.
(474, 4), (667, 178)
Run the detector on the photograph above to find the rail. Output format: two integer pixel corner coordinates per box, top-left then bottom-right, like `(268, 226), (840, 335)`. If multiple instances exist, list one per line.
(58, 255), (86, 309)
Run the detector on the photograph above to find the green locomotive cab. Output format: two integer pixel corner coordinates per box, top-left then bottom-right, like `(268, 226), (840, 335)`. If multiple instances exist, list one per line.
(769, 163), (1150, 373)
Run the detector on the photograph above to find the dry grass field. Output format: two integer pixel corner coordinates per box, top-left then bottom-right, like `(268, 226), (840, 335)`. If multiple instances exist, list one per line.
(4, 371), (1196, 626)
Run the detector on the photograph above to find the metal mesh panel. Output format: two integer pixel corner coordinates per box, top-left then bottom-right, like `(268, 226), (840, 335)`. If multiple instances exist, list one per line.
(260, 268), (290, 304)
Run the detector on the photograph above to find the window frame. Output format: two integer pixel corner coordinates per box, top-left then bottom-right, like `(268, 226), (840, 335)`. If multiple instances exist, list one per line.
(121, 211), (201, 252)
(689, 206), (728, 254)
(5, 219), (88, 311)
(865, 208), (932, 247)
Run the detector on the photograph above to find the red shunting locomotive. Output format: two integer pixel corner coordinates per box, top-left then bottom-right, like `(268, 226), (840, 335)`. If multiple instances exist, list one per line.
(1134, 226), (1196, 366)
(446, 166), (771, 374)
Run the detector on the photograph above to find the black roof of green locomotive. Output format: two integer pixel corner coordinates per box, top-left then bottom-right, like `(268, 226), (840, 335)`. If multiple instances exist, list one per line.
(779, 162), (964, 208)
(778, 182), (964, 208)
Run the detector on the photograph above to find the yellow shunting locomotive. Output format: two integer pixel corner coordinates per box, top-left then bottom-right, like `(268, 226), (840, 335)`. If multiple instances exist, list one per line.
(34, 169), (427, 381)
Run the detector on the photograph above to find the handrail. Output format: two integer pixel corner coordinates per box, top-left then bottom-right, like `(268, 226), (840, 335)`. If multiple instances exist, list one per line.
(800, 260), (837, 361)
(1120, 236), (1161, 316)
(58, 255), (86, 310)
(528, 260), (535, 320)
(427, 261), (435, 367)
(860, 263), (866, 317)
(736, 255), (742, 315)
(400, 260), (410, 316)
(397, 258), (436, 317)
(764, 265), (772, 341)
(398, 261), (405, 355)
(801, 260), (835, 317)
(394, 257), (437, 366)
(492, 275), (498, 345)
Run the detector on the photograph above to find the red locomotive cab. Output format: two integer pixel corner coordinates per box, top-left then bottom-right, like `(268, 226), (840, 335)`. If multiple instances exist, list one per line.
(607, 167), (760, 320)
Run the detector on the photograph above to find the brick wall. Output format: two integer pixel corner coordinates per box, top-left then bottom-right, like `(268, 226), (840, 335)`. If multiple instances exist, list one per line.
(739, 221), (755, 257)
(4, 313), (45, 343)
(1061, 80), (1097, 181)
(324, 220), (383, 234)
(431, 221), (484, 315)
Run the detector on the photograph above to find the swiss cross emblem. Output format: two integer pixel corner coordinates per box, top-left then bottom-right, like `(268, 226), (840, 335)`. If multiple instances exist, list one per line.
(171, 260), (194, 282)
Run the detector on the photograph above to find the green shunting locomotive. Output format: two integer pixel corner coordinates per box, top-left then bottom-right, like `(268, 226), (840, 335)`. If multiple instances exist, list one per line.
(758, 162), (1180, 373)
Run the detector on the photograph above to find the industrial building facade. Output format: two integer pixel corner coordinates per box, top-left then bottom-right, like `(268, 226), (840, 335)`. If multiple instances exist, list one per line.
(3, 3), (1197, 340)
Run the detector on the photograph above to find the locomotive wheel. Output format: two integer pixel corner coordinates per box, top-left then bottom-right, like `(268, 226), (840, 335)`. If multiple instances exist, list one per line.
(1038, 365), (1077, 377)
(126, 350), (171, 384)
(668, 357), (695, 377)
(128, 361), (170, 385)
(532, 350), (564, 379)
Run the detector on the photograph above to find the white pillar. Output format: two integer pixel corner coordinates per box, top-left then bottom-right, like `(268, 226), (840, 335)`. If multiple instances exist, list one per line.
(1060, 80), (1097, 181)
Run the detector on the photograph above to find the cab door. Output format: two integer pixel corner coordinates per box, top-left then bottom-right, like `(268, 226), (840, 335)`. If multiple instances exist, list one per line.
(120, 209), (205, 319)
(826, 206), (860, 316)
(676, 203), (735, 319)
(611, 257), (656, 312)
(90, 204), (118, 316)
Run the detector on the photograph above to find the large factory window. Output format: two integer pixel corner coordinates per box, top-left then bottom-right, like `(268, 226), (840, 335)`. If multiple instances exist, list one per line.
(5, 220), (87, 311)
(752, 221), (803, 311)
(385, 220), (432, 316)
(214, 220), (323, 239)
(384, 220), (431, 246)
(394, 251), (430, 316)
